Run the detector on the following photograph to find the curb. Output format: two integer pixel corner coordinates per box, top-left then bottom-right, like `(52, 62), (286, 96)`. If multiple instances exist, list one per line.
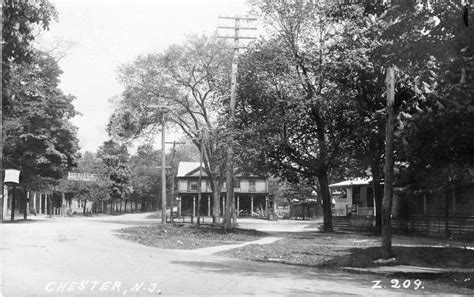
(341, 266), (474, 276)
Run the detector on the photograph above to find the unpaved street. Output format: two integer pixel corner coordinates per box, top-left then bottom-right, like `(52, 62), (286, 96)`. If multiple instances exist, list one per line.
(0, 213), (458, 296)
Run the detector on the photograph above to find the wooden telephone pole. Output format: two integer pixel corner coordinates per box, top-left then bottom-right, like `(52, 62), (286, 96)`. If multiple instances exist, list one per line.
(382, 65), (395, 259)
(165, 141), (185, 223)
(197, 131), (205, 226)
(218, 16), (256, 229)
(161, 112), (167, 224)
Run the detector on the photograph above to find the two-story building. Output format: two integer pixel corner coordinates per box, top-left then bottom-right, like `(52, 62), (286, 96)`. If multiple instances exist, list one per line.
(176, 162), (270, 217)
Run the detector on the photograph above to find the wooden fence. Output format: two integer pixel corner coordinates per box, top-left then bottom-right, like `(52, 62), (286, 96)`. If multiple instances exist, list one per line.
(289, 204), (321, 220)
(391, 216), (474, 238)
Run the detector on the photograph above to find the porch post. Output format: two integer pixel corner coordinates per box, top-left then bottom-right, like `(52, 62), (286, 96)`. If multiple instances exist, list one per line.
(251, 195), (254, 216)
(39, 193), (43, 214)
(178, 197), (182, 217)
(3, 186), (8, 218)
(32, 192), (37, 213)
(192, 196), (196, 217)
(236, 196), (240, 217)
(265, 195), (269, 211)
(207, 196), (211, 217)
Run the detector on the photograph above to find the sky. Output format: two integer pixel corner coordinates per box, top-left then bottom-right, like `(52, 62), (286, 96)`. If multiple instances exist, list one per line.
(38, 0), (251, 153)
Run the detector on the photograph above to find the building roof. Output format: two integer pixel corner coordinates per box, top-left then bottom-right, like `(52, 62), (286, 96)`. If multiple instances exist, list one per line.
(177, 162), (206, 177)
(329, 178), (372, 188)
(176, 162), (267, 179)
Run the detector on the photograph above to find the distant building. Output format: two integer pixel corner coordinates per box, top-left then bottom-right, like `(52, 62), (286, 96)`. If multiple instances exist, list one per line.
(330, 177), (474, 218)
(329, 178), (395, 217)
(176, 162), (270, 217)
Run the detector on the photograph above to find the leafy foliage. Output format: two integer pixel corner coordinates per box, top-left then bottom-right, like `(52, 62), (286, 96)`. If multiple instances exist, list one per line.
(58, 152), (111, 202)
(236, 1), (369, 231)
(3, 50), (80, 186)
(2, 0), (57, 114)
(97, 140), (131, 201)
(108, 34), (233, 220)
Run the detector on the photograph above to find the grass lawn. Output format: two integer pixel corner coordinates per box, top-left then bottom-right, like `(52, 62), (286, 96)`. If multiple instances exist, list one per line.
(217, 231), (474, 290)
(115, 219), (473, 290)
(116, 223), (267, 250)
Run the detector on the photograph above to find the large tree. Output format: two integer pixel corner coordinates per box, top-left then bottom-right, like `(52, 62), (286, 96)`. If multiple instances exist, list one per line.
(236, 1), (363, 231)
(129, 144), (165, 212)
(3, 50), (80, 187)
(369, 1), (474, 258)
(395, 2), (474, 235)
(1, 0), (58, 219)
(97, 140), (131, 213)
(327, 3), (421, 233)
(108, 35), (232, 223)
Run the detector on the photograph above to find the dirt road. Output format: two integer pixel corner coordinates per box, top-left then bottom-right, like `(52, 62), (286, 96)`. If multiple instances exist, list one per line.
(0, 213), (453, 296)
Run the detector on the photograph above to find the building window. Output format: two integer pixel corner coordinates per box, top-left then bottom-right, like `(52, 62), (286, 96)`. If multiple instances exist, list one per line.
(189, 181), (198, 191)
(249, 180), (256, 192)
(234, 178), (240, 189)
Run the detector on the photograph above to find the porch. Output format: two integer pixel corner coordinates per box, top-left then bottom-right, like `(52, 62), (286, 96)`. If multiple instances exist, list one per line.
(177, 193), (271, 218)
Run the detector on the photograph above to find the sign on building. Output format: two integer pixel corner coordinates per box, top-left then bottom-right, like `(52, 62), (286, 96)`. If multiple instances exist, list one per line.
(67, 172), (109, 182)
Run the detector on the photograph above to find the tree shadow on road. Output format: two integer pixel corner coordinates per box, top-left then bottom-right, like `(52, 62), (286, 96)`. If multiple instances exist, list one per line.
(170, 259), (374, 284)
(91, 219), (157, 225)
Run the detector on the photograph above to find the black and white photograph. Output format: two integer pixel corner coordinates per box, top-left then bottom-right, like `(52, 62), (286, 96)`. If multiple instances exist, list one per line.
(1, 0), (473, 296)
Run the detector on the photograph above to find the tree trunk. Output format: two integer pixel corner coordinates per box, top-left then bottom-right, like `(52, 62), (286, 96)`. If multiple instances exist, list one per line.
(381, 65), (395, 259)
(83, 199), (87, 216)
(23, 189), (28, 220)
(224, 164), (234, 230)
(211, 180), (221, 224)
(318, 172), (333, 232)
(124, 199), (128, 213)
(48, 195), (52, 218)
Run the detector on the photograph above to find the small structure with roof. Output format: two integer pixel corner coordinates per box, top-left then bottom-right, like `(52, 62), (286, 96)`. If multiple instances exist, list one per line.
(329, 178), (377, 217)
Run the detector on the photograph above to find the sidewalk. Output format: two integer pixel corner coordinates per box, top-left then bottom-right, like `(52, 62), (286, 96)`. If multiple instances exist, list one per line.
(190, 236), (282, 255)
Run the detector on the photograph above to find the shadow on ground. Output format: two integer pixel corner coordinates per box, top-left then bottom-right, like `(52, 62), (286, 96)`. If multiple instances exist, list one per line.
(170, 259), (370, 283)
(91, 219), (157, 225)
(318, 246), (474, 268)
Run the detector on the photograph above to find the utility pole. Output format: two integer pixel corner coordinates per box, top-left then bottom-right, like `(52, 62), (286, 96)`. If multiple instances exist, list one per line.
(218, 16), (256, 229)
(149, 105), (171, 224)
(161, 111), (167, 224)
(197, 130), (205, 226)
(166, 141), (185, 223)
(382, 65), (395, 259)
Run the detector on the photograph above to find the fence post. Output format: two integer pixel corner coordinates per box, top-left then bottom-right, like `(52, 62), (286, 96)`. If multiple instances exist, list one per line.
(458, 218), (462, 235)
